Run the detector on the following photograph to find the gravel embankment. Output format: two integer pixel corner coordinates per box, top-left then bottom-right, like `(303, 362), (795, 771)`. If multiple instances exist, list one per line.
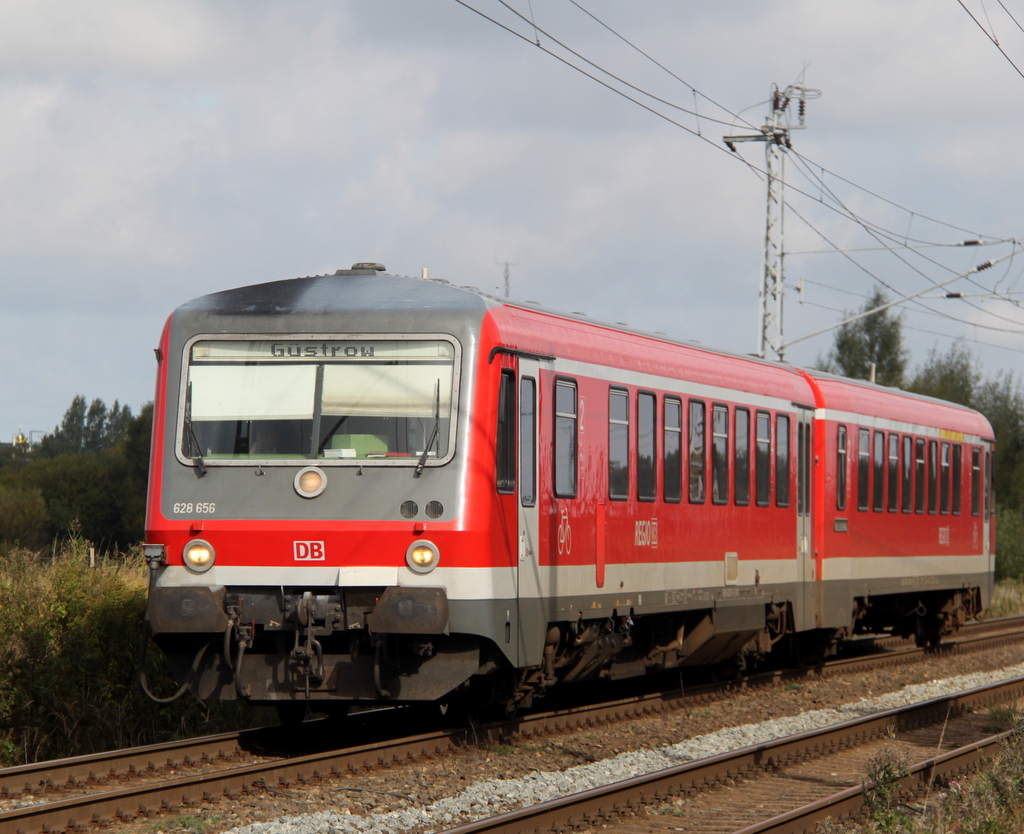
(220, 655), (1024, 834)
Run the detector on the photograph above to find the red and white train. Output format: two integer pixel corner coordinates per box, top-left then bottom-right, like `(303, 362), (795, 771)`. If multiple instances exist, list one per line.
(142, 264), (995, 715)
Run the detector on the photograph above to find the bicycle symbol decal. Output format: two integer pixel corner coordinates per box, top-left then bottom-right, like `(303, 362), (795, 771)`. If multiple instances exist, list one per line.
(557, 508), (572, 555)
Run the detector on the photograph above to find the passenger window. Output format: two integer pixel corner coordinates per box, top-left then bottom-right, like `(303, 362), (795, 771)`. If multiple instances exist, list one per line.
(776, 414), (791, 508)
(608, 389), (629, 500)
(887, 434), (899, 512)
(873, 431), (885, 512)
(663, 398), (682, 503)
(836, 425), (847, 511)
(755, 411), (771, 506)
(735, 408), (750, 506)
(915, 438), (925, 513)
(688, 400), (706, 504)
(940, 442), (950, 514)
(901, 435), (912, 513)
(520, 377), (536, 507)
(952, 444), (962, 516)
(496, 370), (516, 494)
(637, 392), (656, 502)
(712, 404), (729, 505)
(554, 380), (577, 498)
(972, 446), (981, 516)
(928, 440), (938, 514)
(858, 428), (870, 511)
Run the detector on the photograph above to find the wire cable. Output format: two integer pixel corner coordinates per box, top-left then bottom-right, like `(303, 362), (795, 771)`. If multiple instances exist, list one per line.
(956, 0), (1024, 81)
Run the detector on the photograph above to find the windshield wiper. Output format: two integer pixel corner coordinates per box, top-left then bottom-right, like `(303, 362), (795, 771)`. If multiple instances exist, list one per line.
(414, 380), (441, 478)
(184, 382), (207, 476)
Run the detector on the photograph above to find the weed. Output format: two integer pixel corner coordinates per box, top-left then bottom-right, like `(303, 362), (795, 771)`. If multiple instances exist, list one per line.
(0, 543), (262, 765)
(786, 683), (804, 691)
(487, 743), (516, 756)
(157, 814), (221, 834)
(864, 745), (913, 833)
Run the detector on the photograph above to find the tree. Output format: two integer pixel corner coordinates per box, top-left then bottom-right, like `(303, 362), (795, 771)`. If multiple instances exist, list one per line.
(975, 371), (1024, 511)
(906, 341), (980, 407)
(83, 398), (108, 452)
(817, 287), (908, 388)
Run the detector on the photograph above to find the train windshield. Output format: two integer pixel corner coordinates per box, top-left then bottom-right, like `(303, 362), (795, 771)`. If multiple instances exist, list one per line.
(180, 338), (458, 466)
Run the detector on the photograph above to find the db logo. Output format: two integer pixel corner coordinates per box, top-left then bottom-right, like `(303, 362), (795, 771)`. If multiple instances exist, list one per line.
(293, 541), (325, 561)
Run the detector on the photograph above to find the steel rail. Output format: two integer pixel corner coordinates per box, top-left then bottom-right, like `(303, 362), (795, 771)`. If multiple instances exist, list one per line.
(434, 675), (1024, 834)
(732, 730), (1009, 833)
(2, 618), (1022, 834)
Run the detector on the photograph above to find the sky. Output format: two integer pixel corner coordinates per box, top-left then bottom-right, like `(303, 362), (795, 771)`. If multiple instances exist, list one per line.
(3, 0), (1024, 442)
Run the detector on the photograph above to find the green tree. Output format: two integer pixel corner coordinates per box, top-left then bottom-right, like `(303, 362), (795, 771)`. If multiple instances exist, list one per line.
(37, 395), (88, 457)
(104, 400), (133, 446)
(817, 287), (908, 388)
(83, 398), (108, 452)
(0, 397), (151, 551)
(907, 340), (980, 407)
(975, 371), (1024, 511)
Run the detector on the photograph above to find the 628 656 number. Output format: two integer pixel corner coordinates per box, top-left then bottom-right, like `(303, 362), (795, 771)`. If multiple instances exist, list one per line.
(173, 502), (216, 514)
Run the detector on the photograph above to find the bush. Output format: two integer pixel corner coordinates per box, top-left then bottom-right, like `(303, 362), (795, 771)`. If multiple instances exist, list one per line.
(0, 484), (48, 548)
(995, 506), (1024, 582)
(0, 542), (253, 765)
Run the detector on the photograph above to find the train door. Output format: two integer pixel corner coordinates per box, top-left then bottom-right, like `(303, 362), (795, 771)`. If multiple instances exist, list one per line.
(796, 407), (816, 630)
(516, 358), (547, 666)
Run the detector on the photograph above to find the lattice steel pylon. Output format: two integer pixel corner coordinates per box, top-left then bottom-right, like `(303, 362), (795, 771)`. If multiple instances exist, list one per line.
(725, 82), (820, 361)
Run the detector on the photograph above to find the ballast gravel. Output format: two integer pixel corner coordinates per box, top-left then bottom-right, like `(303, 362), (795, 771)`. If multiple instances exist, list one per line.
(225, 660), (1024, 834)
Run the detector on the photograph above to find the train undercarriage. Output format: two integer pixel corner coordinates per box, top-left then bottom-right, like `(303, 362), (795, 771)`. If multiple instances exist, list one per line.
(143, 580), (984, 719)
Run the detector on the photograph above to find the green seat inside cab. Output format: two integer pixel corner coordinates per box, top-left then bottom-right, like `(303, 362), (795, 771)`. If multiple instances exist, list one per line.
(330, 433), (388, 458)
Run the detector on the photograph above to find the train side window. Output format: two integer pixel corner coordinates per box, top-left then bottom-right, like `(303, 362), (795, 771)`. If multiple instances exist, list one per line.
(637, 392), (657, 502)
(688, 400), (706, 504)
(608, 389), (629, 500)
(858, 428), (870, 511)
(554, 380), (577, 498)
(663, 398), (682, 503)
(520, 377), (536, 508)
(712, 404), (729, 505)
(872, 431), (885, 512)
(887, 433), (899, 512)
(836, 425), (847, 511)
(496, 370), (516, 494)
(928, 440), (938, 514)
(901, 435), (912, 513)
(972, 447), (981, 516)
(776, 414), (791, 508)
(755, 411), (771, 507)
(940, 442), (950, 514)
(735, 407), (751, 506)
(952, 444), (962, 516)
(915, 438), (925, 513)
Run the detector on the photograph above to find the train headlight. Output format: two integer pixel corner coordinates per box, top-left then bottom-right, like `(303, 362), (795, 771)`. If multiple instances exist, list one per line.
(294, 466), (327, 499)
(406, 539), (440, 574)
(183, 539), (215, 573)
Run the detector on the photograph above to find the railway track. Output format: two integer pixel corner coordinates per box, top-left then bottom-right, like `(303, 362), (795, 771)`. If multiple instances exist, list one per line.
(2, 616), (1022, 834)
(439, 675), (1024, 834)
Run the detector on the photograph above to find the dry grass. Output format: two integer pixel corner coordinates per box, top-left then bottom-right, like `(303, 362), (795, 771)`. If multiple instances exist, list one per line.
(990, 579), (1024, 618)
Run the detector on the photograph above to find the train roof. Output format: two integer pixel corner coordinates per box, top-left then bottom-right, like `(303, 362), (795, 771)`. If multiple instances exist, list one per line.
(171, 266), (994, 439)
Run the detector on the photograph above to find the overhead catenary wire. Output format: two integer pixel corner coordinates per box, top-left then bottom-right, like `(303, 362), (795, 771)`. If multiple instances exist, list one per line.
(956, 0), (1024, 81)
(454, 0), (1024, 344)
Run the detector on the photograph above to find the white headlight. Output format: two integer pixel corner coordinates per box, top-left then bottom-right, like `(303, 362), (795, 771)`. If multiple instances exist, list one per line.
(183, 539), (215, 573)
(294, 466), (327, 498)
(406, 539), (440, 574)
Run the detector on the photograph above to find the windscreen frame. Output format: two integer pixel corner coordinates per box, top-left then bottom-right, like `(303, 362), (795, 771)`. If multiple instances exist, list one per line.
(174, 332), (463, 469)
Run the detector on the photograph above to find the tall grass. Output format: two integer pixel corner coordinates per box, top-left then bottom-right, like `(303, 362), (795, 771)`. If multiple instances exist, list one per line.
(990, 579), (1024, 619)
(0, 536), (252, 766)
